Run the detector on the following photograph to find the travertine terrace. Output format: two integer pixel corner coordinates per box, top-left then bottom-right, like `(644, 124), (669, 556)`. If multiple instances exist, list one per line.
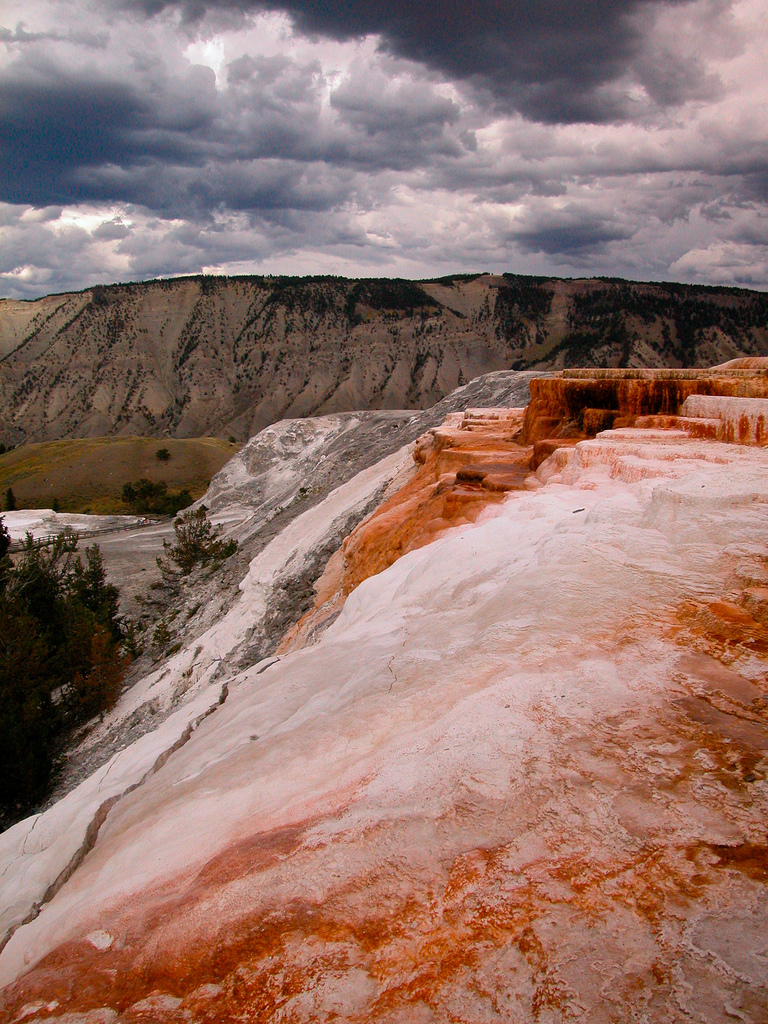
(523, 365), (768, 440)
(279, 407), (532, 651)
(0, 366), (767, 1023)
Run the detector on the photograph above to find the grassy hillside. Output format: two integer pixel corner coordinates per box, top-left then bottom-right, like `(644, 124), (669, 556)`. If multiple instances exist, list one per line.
(0, 436), (239, 514)
(0, 273), (766, 445)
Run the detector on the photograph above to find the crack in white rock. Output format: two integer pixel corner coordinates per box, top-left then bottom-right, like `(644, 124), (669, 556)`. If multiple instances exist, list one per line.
(0, 681), (229, 958)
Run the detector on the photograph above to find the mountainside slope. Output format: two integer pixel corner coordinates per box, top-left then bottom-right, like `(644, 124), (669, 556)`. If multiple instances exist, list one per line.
(1, 273), (766, 444)
(0, 436), (239, 513)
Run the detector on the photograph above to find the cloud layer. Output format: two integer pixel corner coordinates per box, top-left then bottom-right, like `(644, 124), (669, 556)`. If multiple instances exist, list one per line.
(0, 0), (766, 297)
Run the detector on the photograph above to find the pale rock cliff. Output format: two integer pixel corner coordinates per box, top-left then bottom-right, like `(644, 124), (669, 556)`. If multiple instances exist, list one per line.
(1, 274), (766, 444)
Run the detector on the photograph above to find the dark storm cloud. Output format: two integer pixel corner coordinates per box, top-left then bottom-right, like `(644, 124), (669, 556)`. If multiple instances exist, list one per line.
(0, 0), (744, 219)
(0, 76), (147, 205)
(135, 0), (703, 123)
(2, 0), (766, 297)
(512, 209), (633, 256)
(0, 42), (468, 212)
(72, 158), (358, 217)
(0, 24), (57, 43)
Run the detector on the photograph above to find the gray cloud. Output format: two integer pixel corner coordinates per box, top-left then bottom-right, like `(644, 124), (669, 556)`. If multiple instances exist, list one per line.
(0, 0), (766, 296)
(512, 209), (633, 257)
(0, 39), (471, 214)
(137, 0), (704, 123)
(0, 74), (148, 205)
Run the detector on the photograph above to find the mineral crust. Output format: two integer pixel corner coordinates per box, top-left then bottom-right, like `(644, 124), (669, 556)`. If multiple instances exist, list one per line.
(1, 368), (767, 1023)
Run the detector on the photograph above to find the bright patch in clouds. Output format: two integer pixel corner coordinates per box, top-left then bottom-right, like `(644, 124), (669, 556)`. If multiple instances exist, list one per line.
(184, 37), (227, 86)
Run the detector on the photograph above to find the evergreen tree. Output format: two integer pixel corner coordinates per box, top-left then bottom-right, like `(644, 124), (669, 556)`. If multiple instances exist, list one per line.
(0, 517), (10, 593)
(159, 505), (237, 575)
(0, 530), (128, 827)
(72, 545), (122, 643)
(0, 601), (56, 815)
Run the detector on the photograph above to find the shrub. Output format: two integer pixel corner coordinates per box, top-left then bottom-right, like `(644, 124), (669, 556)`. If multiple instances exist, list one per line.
(152, 620), (171, 652)
(122, 619), (145, 659)
(155, 447), (170, 461)
(122, 478), (192, 516)
(159, 506), (237, 575)
(5, 487), (16, 512)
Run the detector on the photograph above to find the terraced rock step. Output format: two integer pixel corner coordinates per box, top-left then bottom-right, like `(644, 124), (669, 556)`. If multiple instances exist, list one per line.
(523, 363), (768, 458)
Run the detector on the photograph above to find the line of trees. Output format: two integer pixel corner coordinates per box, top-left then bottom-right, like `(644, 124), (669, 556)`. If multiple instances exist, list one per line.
(0, 504), (238, 829)
(0, 521), (127, 826)
(121, 478), (192, 515)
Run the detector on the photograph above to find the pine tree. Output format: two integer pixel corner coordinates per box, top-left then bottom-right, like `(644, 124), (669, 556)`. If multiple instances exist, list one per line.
(159, 506), (237, 575)
(0, 517), (10, 593)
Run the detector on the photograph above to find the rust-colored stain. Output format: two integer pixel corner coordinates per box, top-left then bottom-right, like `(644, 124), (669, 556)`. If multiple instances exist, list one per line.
(661, 596), (768, 793)
(709, 842), (768, 881)
(673, 596), (768, 661)
(281, 408), (534, 651)
(685, 841), (768, 882)
(521, 371), (768, 444)
(3, 797), (764, 1022)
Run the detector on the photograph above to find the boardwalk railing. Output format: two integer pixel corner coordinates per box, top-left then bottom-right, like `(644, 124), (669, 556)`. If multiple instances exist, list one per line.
(7, 516), (169, 553)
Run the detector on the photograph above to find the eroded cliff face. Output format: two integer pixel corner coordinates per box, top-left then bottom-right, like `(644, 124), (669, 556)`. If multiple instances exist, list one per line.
(1, 369), (768, 1023)
(2, 274), (767, 444)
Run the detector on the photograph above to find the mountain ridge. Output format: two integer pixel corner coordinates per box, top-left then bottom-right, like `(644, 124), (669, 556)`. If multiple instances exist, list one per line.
(1, 272), (767, 444)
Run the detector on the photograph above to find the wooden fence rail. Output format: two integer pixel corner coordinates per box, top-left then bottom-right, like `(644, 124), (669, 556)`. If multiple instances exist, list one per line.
(7, 517), (169, 553)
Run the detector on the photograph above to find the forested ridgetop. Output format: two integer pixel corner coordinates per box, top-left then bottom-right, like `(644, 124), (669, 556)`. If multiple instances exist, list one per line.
(1, 273), (766, 444)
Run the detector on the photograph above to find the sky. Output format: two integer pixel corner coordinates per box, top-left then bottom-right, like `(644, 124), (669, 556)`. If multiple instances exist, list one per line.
(0, 0), (766, 298)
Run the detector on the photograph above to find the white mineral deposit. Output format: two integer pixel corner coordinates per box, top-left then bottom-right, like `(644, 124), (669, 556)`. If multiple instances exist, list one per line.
(1, 372), (766, 1022)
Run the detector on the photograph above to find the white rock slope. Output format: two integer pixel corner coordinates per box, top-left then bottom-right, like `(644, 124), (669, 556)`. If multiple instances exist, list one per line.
(0, 422), (766, 1022)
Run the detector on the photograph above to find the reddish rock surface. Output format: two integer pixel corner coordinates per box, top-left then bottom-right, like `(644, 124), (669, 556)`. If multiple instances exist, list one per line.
(522, 367), (768, 444)
(3, 375), (768, 1024)
(342, 408), (533, 589)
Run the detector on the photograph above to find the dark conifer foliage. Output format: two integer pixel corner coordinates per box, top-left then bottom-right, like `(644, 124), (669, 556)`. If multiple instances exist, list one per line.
(158, 506), (238, 576)
(0, 523), (128, 828)
(121, 479), (193, 516)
